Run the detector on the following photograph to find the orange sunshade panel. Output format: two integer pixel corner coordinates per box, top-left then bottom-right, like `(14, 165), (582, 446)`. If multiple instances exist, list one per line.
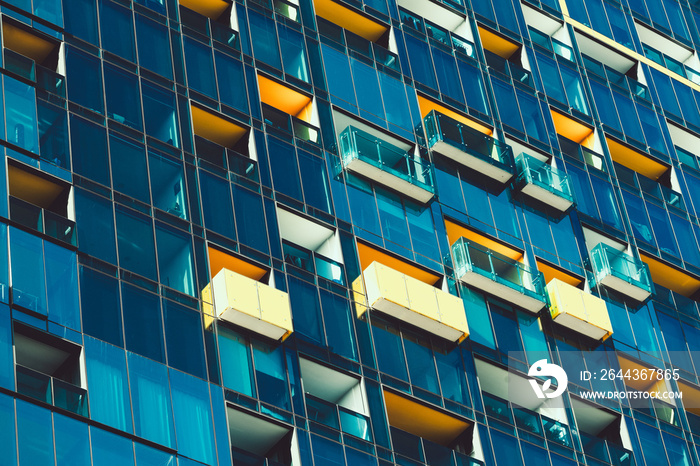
(191, 105), (248, 148)
(356, 242), (441, 285)
(606, 137), (668, 180)
(313, 0), (388, 41)
(208, 246), (268, 281)
(8, 164), (67, 210)
(179, 0), (231, 19)
(640, 252), (700, 298)
(536, 259), (582, 288)
(417, 95), (493, 136)
(444, 219), (523, 261)
(3, 21), (57, 64)
(550, 109), (595, 149)
(257, 74), (313, 122)
(477, 26), (520, 59)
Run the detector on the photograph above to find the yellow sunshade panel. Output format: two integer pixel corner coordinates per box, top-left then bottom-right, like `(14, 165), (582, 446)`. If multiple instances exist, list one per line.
(208, 246), (268, 281)
(179, 0), (231, 19)
(191, 105), (247, 148)
(3, 21), (56, 64)
(617, 355), (669, 393)
(384, 390), (471, 446)
(257, 74), (313, 121)
(444, 219), (523, 261)
(8, 164), (66, 210)
(641, 252), (700, 298)
(417, 95), (493, 136)
(477, 26), (520, 59)
(356, 242), (441, 285)
(536, 259), (582, 288)
(313, 0), (388, 41)
(551, 109), (595, 148)
(606, 137), (668, 180)
(547, 278), (612, 341)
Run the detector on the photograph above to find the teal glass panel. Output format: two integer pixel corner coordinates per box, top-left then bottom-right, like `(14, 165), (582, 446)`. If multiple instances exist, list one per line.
(105, 64), (143, 130)
(149, 150), (188, 220)
(74, 188), (117, 263)
(515, 153), (574, 203)
(232, 184), (269, 254)
(298, 150), (333, 214)
(85, 336), (133, 432)
(70, 115), (110, 186)
(199, 170), (235, 237)
(248, 10), (282, 70)
(91, 427), (135, 465)
(122, 283), (164, 362)
(321, 44), (358, 109)
(128, 352), (175, 448)
(44, 241), (80, 331)
(279, 25), (309, 82)
(135, 443), (176, 466)
(65, 47), (104, 114)
(156, 222), (195, 296)
(142, 80), (180, 147)
(372, 320), (408, 380)
(184, 37), (217, 99)
(110, 133), (150, 202)
(116, 205), (157, 280)
(10, 227), (46, 314)
(55, 413), (90, 466)
(218, 326), (255, 396)
(320, 289), (358, 361)
(0, 305), (12, 391)
(37, 100), (69, 167)
(252, 338), (291, 410)
(405, 334), (439, 393)
(5, 76), (38, 154)
(170, 368), (217, 466)
(0, 393), (16, 466)
(589, 243), (653, 295)
(288, 275), (323, 344)
(100, 0), (136, 61)
(63, 0), (98, 44)
(215, 52), (248, 113)
(17, 400), (53, 465)
(164, 300), (206, 379)
(136, 14), (173, 79)
(80, 266), (122, 346)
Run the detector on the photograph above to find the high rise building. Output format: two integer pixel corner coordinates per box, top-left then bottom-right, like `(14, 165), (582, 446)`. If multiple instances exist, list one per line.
(3, 0), (700, 464)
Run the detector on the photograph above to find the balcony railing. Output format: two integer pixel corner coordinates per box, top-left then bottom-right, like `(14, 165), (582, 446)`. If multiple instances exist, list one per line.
(590, 243), (653, 302)
(580, 431), (635, 466)
(306, 394), (372, 441)
(9, 196), (77, 246)
(194, 135), (260, 189)
(262, 104), (319, 144)
(283, 240), (345, 285)
(547, 278), (612, 340)
(390, 426), (485, 466)
(515, 153), (574, 212)
(339, 126), (435, 203)
(452, 238), (546, 313)
(16, 365), (88, 416)
(423, 110), (514, 184)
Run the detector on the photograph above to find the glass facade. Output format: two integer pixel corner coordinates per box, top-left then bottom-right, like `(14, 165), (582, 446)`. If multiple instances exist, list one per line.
(2, 0), (700, 464)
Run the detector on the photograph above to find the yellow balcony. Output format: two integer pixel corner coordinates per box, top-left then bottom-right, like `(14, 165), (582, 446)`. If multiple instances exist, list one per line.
(205, 268), (293, 341)
(355, 262), (468, 343)
(546, 279), (612, 341)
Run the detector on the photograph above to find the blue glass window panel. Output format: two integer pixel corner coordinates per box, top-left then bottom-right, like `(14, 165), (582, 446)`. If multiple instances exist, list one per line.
(493, 0), (518, 32)
(184, 37), (217, 99)
(622, 190), (654, 245)
(122, 283), (165, 362)
(128, 352), (175, 448)
(45, 242), (80, 330)
(63, 0), (98, 44)
(629, 305), (660, 353)
(232, 185), (269, 254)
(110, 134), (150, 202)
(589, 80), (621, 132)
(164, 300), (206, 379)
(298, 151), (333, 214)
(656, 312), (694, 372)
(288, 276), (324, 344)
(5, 76), (38, 154)
(607, 301), (634, 347)
(37, 100), (69, 168)
(0, 393), (16, 466)
(344, 446), (378, 466)
(662, 430), (691, 465)
(587, 0), (613, 39)
(434, 164), (465, 212)
(33, 0), (63, 26)
(347, 181), (381, 236)
(636, 103), (667, 154)
(199, 170), (236, 238)
(215, 52), (248, 113)
(636, 420), (669, 466)
(85, 336), (133, 432)
(521, 442), (549, 466)
(100, 0), (136, 61)
(550, 216), (581, 267)
(218, 326), (255, 396)
(682, 323), (700, 375)
(91, 427), (135, 465)
(248, 11), (282, 70)
(55, 413), (90, 466)
(647, 201), (679, 257)
(492, 79), (524, 133)
(372, 321), (408, 380)
(351, 58), (385, 124)
(170, 368), (217, 465)
(490, 429), (523, 466)
(376, 189), (410, 246)
(560, 65), (588, 114)
(320, 289), (358, 361)
(612, 91), (644, 143)
(65, 47), (104, 114)
(17, 400), (53, 465)
(471, 0), (495, 23)
(136, 14), (173, 79)
(461, 180), (494, 228)
(156, 223), (195, 296)
(590, 176), (623, 230)
(0, 305), (12, 391)
(252, 338), (291, 410)
(312, 434), (345, 466)
(135, 443), (176, 466)
(149, 151), (188, 220)
(491, 304), (524, 355)
(526, 210), (557, 255)
(80, 266), (123, 346)
(518, 311), (549, 362)
(566, 166), (597, 219)
(435, 346), (469, 404)
(457, 59), (489, 116)
(405, 35), (437, 90)
(279, 25), (309, 82)
(321, 44), (358, 110)
(379, 72), (414, 135)
(649, 69), (680, 116)
(104, 64), (143, 130)
(116, 206), (157, 280)
(10, 228), (46, 314)
(605, 3), (634, 48)
(670, 214), (700, 267)
(673, 82), (700, 127)
(0, 226), (7, 305)
(210, 385), (233, 466)
(142, 81), (180, 147)
(74, 188), (117, 263)
(70, 115), (109, 186)
(406, 203), (439, 261)
(267, 135), (303, 201)
(404, 336), (439, 393)
(517, 90), (548, 143)
(432, 47), (464, 104)
(536, 53), (567, 104)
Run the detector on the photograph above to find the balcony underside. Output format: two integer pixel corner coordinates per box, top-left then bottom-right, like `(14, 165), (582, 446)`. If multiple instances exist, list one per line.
(217, 306), (291, 341)
(520, 182), (574, 212)
(552, 313), (610, 340)
(598, 273), (652, 302)
(344, 158), (434, 204)
(431, 140), (512, 184)
(458, 271), (545, 313)
(369, 296), (467, 342)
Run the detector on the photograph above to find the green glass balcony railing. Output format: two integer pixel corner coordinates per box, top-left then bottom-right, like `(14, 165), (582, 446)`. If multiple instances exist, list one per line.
(339, 126), (435, 200)
(590, 243), (653, 301)
(515, 153), (574, 210)
(9, 196), (77, 246)
(452, 238), (546, 310)
(16, 365), (88, 416)
(423, 110), (514, 181)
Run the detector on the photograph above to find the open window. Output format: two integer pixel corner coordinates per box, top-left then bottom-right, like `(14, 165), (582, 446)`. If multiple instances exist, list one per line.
(178, 0), (239, 47)
(227, 406), (298, 465)
(13, 322), (87, 415)
(8, 161), (76, 245)
(2, 16), (63, 80)
(258, 74), (319, 144)
(277, 206), (345, 285)
(478, 25), (531, 87)
(637, 22), (700, 85)
(570, 398), (635, 465)
(353, 241), (469, 343)
(191, 103), (256, 172)
(300, 357), (371, 440)
(523, 5), (574, 61)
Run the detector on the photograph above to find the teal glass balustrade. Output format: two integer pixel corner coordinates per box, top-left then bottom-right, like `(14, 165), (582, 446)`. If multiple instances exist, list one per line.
(339, 126), (435, 203)
(452, 238), (546, 312)
(16, 365), (88, 416)
(515, 153), (574, 212)
(9, 197), (77, 246)
(423, 110), (514, 183)
(305, 394), (371, 440)
(590, 243), (653, 301)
